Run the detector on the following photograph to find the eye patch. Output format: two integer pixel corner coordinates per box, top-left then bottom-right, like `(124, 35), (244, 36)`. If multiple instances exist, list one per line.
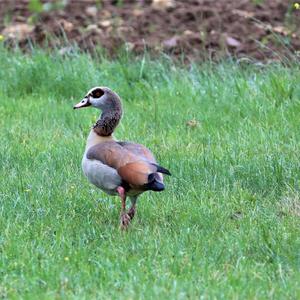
(91, 89), (104, 98)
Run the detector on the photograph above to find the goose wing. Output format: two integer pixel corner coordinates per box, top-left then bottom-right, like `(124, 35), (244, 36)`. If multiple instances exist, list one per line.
(117, 141), (156, 163)
(86, 141), (170, 190)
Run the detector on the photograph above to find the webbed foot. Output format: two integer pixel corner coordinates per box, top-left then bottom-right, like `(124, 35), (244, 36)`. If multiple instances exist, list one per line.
(120, 213), (131, 230)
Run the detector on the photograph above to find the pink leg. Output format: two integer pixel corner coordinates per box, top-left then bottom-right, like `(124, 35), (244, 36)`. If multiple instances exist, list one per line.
(117, 186), (126, 211)
(127, 196), (137, 220)
(127, 206), (136, 220)
(117, 186), (130, 230)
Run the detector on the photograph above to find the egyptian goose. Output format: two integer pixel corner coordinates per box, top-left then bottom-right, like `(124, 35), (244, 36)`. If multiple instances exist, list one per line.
(73, 87), (170, 229)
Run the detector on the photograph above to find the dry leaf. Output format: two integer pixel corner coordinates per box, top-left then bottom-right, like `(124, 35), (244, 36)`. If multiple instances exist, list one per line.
(2, 23), (34, 41)
(85, 6), (98, 17)
(163, 36), (178, 48)
(186, 119), (199, 128)
(59, 20), (74, 32)
(152, 0), (175, 10)
(273, 26), (290, 36)
(86, 24), (103, 35)
(98, 20), (111, 28)
(226, 36), (241, 48)
(230, 211), (243, 220)
(132, 9), (143, 17)
(232, 9), (254, 19)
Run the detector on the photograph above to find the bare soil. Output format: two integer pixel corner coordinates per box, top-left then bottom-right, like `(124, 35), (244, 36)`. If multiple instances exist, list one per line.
(0, 0), (299, 61)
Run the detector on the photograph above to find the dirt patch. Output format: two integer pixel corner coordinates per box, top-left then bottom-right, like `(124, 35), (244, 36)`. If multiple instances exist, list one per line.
(0, 0), (299, 61)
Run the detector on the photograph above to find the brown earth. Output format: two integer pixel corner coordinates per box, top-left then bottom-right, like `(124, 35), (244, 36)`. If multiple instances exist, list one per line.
(0, 0), (299, 61)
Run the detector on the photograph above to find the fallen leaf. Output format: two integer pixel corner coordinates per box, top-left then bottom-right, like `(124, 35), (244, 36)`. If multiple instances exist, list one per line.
(59, 20), (74, 32)
(2, 23), (34, 41)
(186, 119), (199, 128)
(152, 0), (175, 10)
(163, 36), (178, 48)
(125, 42), (135, 51)
(183, 30), (194, 36)
(230, 211), (243, 220)
(273, 26), (290, 36)
(98, 20), (111, 28)
(85, 6), (98, 17)
(58, 47), (74, 56)
(232, 9), (254, 19)
(226, 36), (241, 48)
(86, 24), (103, 35)
(132, 9), (143, 17)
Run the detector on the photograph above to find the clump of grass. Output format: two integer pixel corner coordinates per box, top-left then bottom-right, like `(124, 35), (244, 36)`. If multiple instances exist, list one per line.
(278, 191), (300, 217)
(0, 46), (300, 299)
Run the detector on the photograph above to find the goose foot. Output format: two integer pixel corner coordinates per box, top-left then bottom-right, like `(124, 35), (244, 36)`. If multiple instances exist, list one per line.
(120, 213), (131, 230)
(127, 206), (136, 220)
(117, 186), (131, 230)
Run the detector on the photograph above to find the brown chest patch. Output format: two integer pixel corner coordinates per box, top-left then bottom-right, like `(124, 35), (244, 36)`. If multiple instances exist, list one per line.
(93, 111), (121, 136)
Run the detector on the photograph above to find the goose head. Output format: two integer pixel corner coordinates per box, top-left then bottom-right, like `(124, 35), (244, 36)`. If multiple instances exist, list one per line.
(73, 86), (122, 112)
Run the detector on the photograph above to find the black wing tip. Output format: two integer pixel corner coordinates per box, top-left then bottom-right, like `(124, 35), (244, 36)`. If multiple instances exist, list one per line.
(152, 164), (171, 176)
(150, 181), (165, 191)
(145, 173), (165, 192)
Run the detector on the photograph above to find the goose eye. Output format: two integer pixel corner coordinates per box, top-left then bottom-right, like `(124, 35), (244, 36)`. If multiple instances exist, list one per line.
(92, 89), (104, 98)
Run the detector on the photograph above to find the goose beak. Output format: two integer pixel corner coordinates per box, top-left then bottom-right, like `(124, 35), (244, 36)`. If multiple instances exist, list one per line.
(73, 98), (91, 109)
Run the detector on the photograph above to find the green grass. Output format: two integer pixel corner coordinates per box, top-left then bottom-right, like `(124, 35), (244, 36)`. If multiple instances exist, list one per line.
(0, 47), (300, 299)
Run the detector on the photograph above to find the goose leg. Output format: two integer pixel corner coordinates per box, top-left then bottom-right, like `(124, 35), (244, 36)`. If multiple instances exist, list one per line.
(127, 196), (138, 220)
(117, 186), (130, 229)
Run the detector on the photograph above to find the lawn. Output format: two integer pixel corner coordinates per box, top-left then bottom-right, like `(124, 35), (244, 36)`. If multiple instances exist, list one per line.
(0, 48), (300, 299)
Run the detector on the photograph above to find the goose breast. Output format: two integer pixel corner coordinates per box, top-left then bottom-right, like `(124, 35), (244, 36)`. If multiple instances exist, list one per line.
(82, 154), (122, 195)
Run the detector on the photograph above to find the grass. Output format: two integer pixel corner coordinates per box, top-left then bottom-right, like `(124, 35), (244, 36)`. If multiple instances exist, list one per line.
(0, 47), (300, 299)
